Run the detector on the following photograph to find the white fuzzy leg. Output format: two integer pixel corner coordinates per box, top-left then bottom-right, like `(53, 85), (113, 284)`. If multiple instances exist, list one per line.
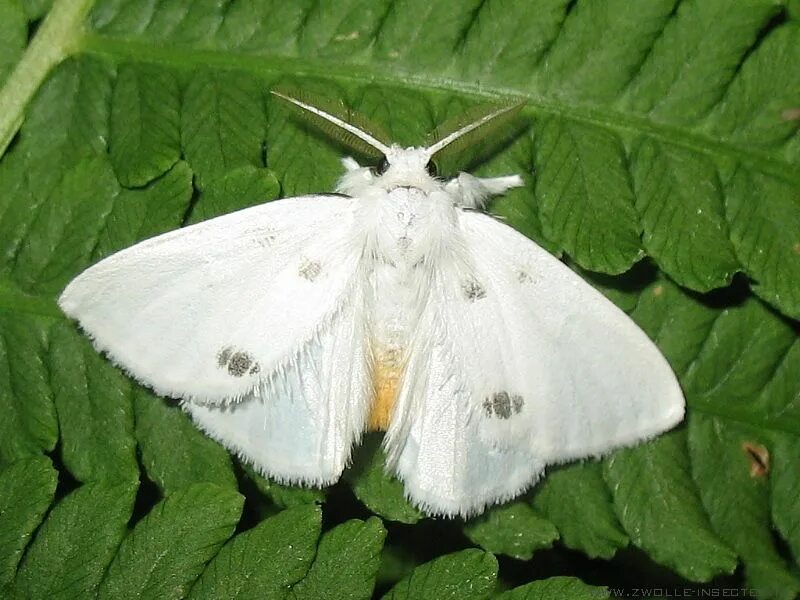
(446, 173), (524, 209)
(336, 157), (376, 195)
(341, 156), (361, 171)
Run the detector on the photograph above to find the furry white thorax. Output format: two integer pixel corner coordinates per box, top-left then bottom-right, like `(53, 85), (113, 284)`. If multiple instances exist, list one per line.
(333, 146), (526, 411)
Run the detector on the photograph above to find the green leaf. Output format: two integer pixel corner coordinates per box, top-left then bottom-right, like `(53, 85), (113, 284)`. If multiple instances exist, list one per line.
(190, 504), (322, 599)
(495, 576), (609, 600)
(15, 56), (113, 198)
(109, 63), (181, 187)
(534, 0), (678, 102)
(533, 462), (628, 559)
(479, 131), (556, 254)
(580, 263), (655, 314)
(381, 549), (497, 600)
(706, 23), (800, 151)
(0, 0), (26, 87)
(621, 278), (800, 590)
(456, 0), (571, 85)
(603, 430), (737, 582)
(289, 517), (386, 600)
(21, 0), (51, 20)
(49, 320), (137, 484)
(689, 415), (800, 599)
(676, 294), (800, 597)
(725, 167), (800, 320)
(464, 501), (558, 560)
(680, 291), (799, 433)
(0, 456), (57, 587)
(630, 139), (739, 291)
(621, 0), (782, 124)
(601, 280), (738, 582)
(0, 311), (57, 463)
(134, 388), (237, 495)
(0, 0), (97, 154)
(13, 481), (137, 599)
(187, 164), (280, 225)
(11, 156), (121, 295)
(0, 151), (38, 276)
(241, 462), (325, 509)
(181, 69), (266, 189)
(92, 160), (194, 260)
(373, 0), (487, 70)
(296, 2), (387, 60)
(98, 483), (243, 600)
(345, 433), (422, 524)
(771, 432), (800, 561)
(534, 116), (642, 274)
(628, 279), (719, 376)
(353, 86), (434, 149)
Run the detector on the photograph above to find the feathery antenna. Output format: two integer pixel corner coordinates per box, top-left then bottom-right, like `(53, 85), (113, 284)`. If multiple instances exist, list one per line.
(271, 89), (392, 158)
(425, 101), (526, 161)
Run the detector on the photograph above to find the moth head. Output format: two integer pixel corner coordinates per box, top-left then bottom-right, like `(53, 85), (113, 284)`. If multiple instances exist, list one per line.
(367, 146), (439, 189)
(271, 89), (524, 188)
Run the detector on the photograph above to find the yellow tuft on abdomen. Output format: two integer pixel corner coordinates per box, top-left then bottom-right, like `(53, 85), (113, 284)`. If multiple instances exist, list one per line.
(367, 348), (404, 431)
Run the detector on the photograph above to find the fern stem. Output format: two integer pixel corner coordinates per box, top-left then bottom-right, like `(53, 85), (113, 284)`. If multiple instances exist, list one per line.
(0, 0), (96, 159)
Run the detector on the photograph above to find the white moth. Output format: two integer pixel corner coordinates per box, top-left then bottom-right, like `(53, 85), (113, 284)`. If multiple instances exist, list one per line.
(59, 92), (685, 517)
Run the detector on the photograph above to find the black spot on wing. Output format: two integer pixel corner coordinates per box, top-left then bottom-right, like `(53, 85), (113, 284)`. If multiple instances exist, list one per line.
(484, 391), (524, 419)
(217, 346), (259, 378)
(462, 278), (487, 301)
(482, 398), (493, 417)
(217, 346), (233, 367)
(299, 258), (322, 281)
(493, 391), (512, 419)
(227, 352), (253, 377)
